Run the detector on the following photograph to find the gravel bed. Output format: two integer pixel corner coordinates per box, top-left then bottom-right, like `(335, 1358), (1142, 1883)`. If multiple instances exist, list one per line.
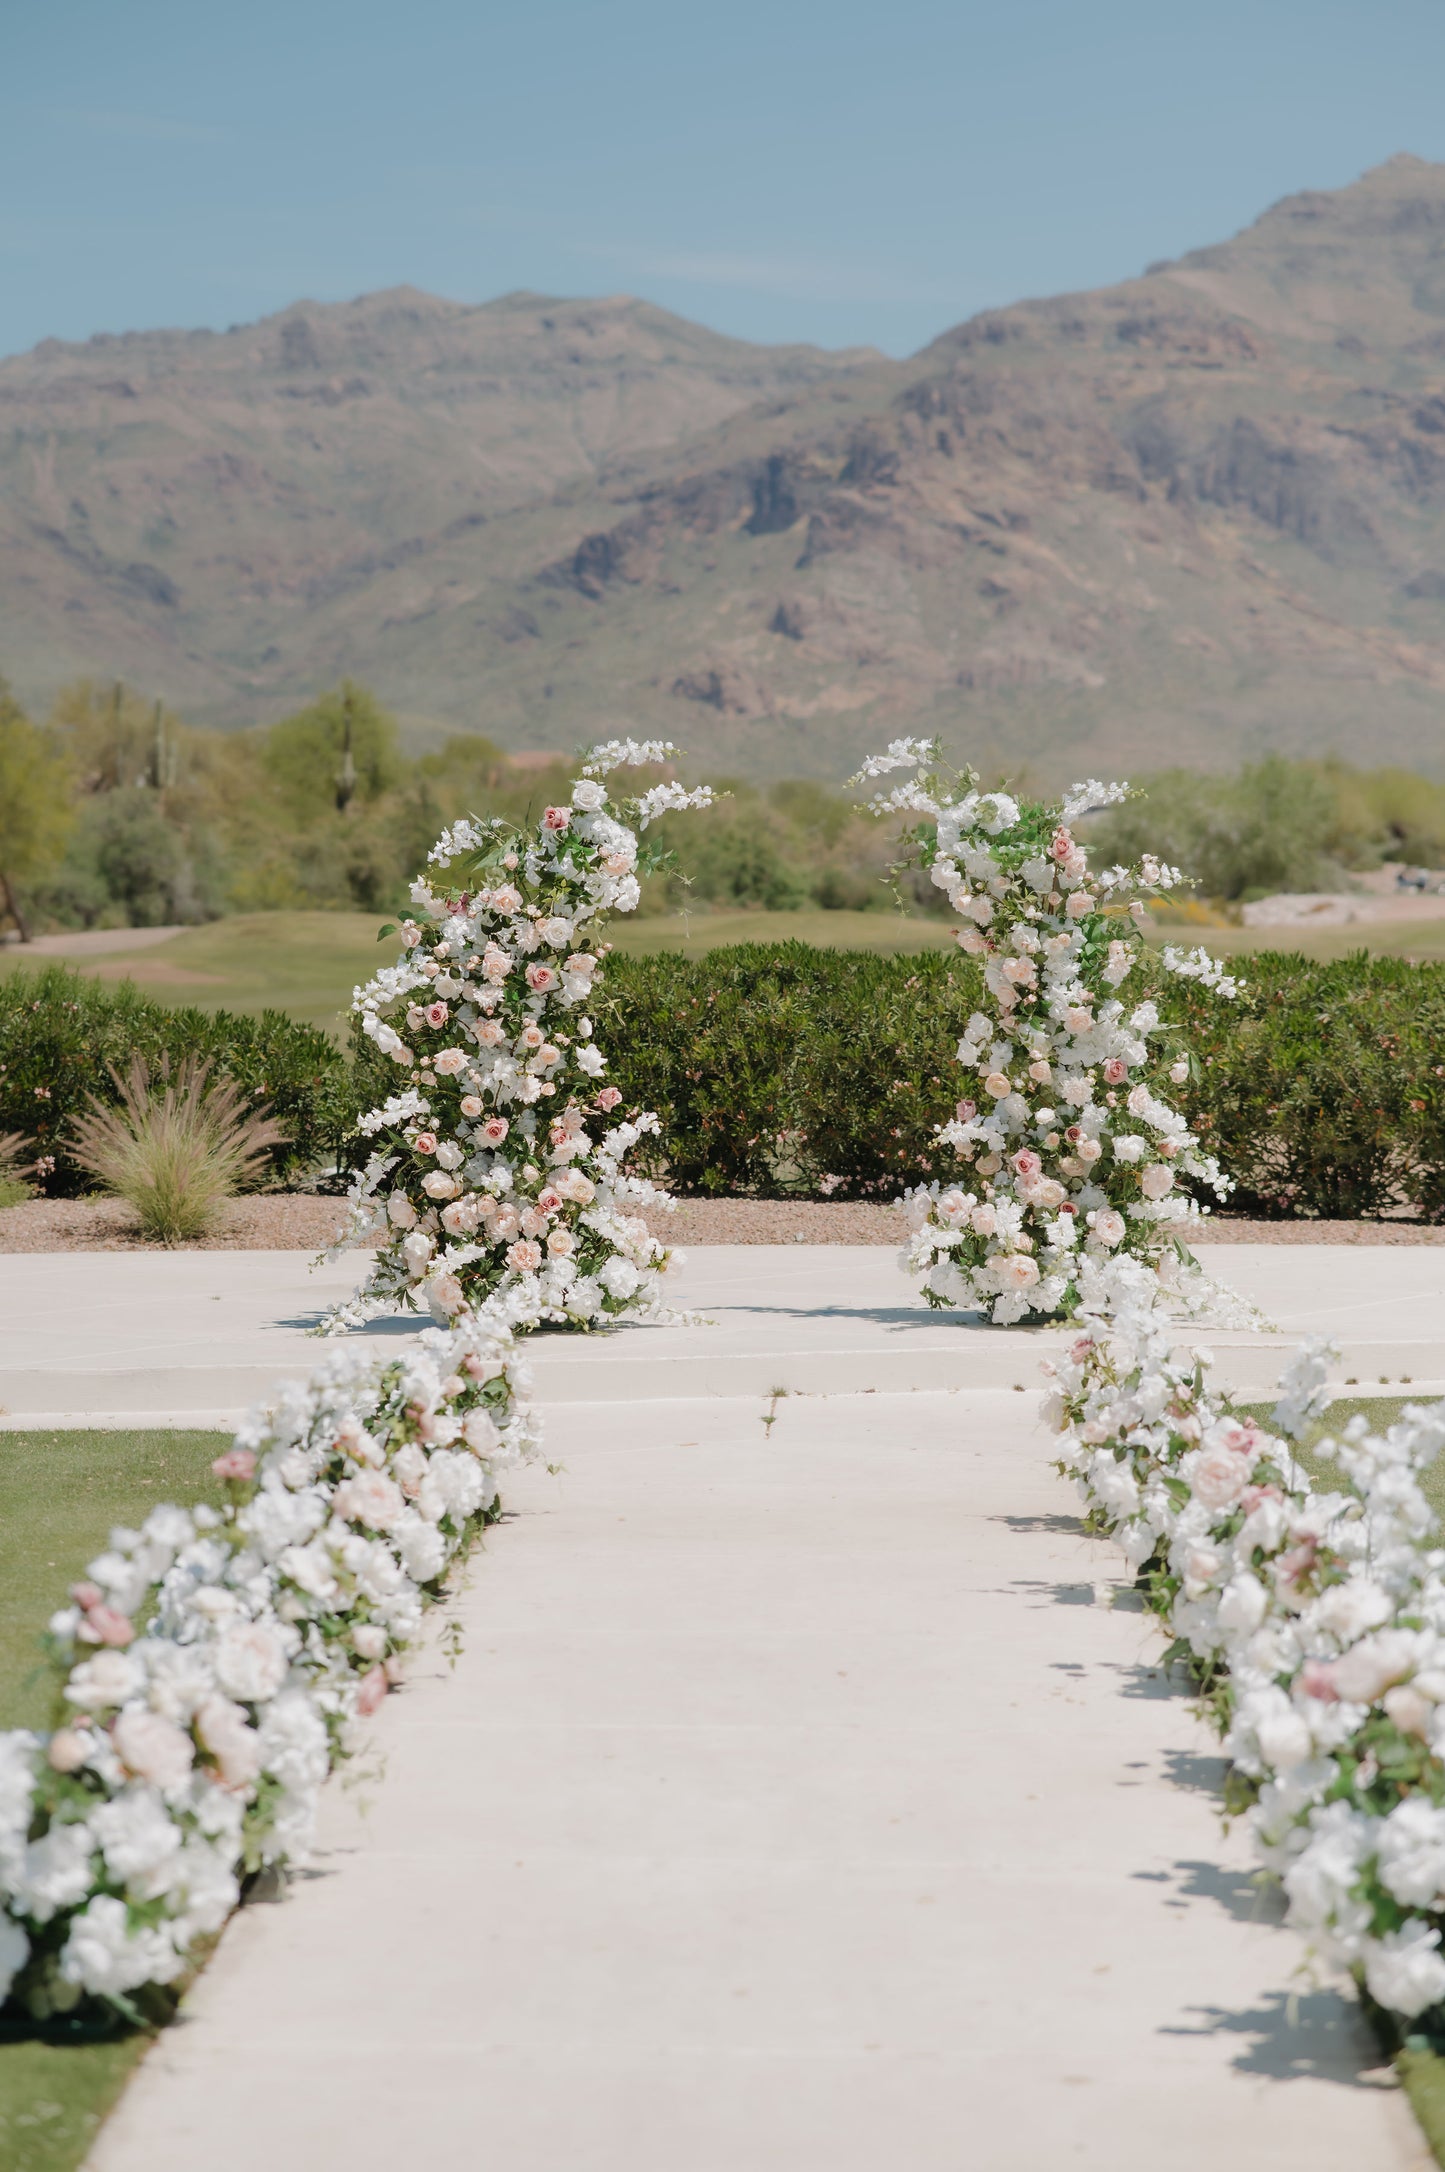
(0, 1196), (369, 1253)
(3, 1196), (1443, 1253)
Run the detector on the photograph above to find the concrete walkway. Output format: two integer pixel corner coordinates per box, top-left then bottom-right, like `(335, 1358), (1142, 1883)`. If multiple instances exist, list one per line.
(3, 1243), (1444, 1426)
(89, 1390), (1427, 2172)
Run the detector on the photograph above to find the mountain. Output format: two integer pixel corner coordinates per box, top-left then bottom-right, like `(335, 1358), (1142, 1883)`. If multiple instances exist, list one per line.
(9, 156), (1445, 781)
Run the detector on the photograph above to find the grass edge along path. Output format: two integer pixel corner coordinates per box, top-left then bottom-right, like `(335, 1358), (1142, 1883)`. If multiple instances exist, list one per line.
(0, 1427), (228, 2172)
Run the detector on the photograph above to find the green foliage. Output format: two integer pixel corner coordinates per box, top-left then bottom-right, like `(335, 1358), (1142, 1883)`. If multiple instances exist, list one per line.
(0, 687), (73, 934)
(600, 943), (1445, 1218)
(260, 680), (402, 819)
(600, 943), (987, 1198)
(1146, 948), (1445, 1219)
(0, 968), (356, 1196)
(1087, 757), (1343, 900)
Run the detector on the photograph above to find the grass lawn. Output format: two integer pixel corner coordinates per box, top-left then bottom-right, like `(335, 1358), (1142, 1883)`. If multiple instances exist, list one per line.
(0, 1428), (228, 2172)
(1151, 913), (1445, 965)
(6, 902), (1445, 1041)
(0, 908), (958, 1035)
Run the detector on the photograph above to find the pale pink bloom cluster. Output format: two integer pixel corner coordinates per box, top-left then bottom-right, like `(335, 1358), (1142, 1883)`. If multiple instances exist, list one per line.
(328, 743), (712, 1333)
(0, 1312), (537, 2019)
(850, 741), (1233, 1324)
(1048, 1255), (1445, 2026)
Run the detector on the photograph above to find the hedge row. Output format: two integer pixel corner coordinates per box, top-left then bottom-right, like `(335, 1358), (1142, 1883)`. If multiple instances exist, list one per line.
(6, 946), (1445, 1220)
(0, 966), (355, 1195)
(598, 943), (1445, 1220)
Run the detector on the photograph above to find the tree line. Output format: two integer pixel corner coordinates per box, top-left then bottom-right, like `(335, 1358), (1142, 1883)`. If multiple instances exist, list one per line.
(0, 675), (1443, 938)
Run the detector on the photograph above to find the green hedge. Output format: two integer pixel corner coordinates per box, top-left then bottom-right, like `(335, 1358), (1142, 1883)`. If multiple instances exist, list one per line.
(1155, 950), (1445, 1221)
(7, 944), (1445, 1220)
(0, 967), (356, 1195)
(599, 942), (1445, 1219)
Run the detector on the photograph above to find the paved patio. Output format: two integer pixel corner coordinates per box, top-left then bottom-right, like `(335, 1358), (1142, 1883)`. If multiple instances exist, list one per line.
(2, 1242), (1443, 1426)
(86, 1388), (1427, 2171)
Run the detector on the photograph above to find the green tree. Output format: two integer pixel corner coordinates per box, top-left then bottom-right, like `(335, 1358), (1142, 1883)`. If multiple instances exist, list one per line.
(0, 683), (73, 939)
(262, 682), (402, 821)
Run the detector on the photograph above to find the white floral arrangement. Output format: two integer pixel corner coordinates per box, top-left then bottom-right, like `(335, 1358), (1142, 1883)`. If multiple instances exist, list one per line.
(325, 741), (712, 1332)
(849, 739), (1235, 1324)
(1049, 1255), (1445, 2028)
(0, 1309), (538, 2022)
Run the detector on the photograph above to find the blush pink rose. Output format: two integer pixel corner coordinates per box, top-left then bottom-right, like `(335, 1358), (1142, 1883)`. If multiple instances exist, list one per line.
(481, 1116), (510, 1145)
(113, 1707), (194, 1790)
(1190, 1447), (1253, 1511)
(212, 1448), (257, 1482)
(425, 1001), (449, 1028)
(542, 806), (571, 832)
(1103, 1058), (1128, 1085)
(525, 963), (558, 992)
(84, 1605), (135, 1648)
(413, 1131), (437, 1156)
(1011, 1149), (1042, 1180)
(356, 1665), (389, 1716)
(596, 1087), (623, 1111)
(506, 1239), (543, 1273)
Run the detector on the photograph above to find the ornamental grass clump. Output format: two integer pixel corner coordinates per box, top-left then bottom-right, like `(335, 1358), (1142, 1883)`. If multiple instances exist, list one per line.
(67, 1058), (289, 1244)
(0, 1129), (36, 1208)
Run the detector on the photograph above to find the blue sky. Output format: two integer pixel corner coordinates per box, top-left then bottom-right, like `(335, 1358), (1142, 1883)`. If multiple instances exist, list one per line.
(6, 0), (1445, 361)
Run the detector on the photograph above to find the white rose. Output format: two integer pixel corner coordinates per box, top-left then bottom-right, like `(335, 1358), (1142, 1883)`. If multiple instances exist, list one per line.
(434, 1140), (464, 1170)
(213, 1621), (290, 1705)
(1092, 1210), (1126, 1247)
(1140, 1163), (1175, 1199)
(402, 1231), (434, 1275)
(387, 1192), (417, 1228)
(1363, 1921), (1445, 2019)
(1111, 1135), (1145, 1164)
(65, 1649), (143, 1712)
(572, 779), (607, 812)
(332, 1471), (405, 1533)
(433, 1048), (467, 1077)
(422, 1170), (459, 1199)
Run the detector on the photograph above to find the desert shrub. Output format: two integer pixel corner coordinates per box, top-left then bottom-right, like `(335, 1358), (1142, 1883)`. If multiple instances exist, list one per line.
(67, 1057), (289, 1242)
(0, 967), (359, 1195)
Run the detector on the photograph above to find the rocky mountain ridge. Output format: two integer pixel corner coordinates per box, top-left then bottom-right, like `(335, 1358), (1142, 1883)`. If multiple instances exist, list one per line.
(8, 156), (1445, 780)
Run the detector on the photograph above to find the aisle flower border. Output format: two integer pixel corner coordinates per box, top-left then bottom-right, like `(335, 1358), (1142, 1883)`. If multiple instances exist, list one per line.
(1053, 1256), (1445, 2028)
(0, 1302), (539, 2021)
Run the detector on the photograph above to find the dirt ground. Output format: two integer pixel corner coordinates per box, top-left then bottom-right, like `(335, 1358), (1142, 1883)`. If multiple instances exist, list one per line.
(2, 1195), (1443, 1252)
